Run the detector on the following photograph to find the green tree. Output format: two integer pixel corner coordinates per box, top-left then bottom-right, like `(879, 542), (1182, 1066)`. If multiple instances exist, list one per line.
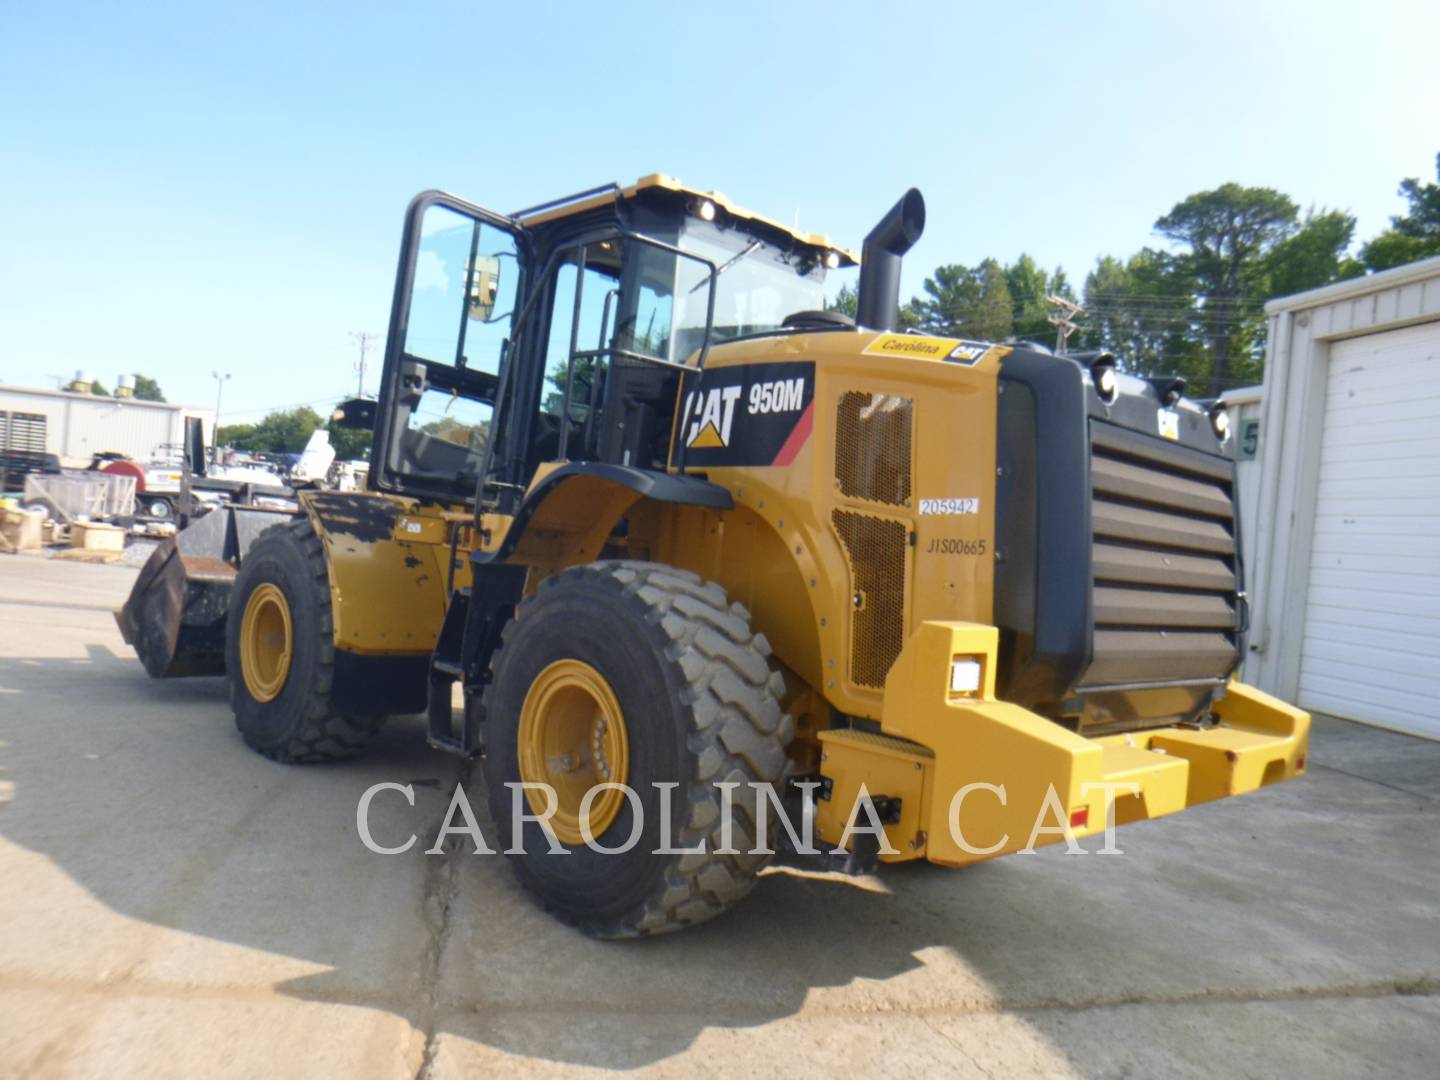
(1361, 153), (1440, 271)
(131, 374), (166, 402)
(912, 259), (1013, 341)
(1081, 190), (1358, 389)
(214, 422), (256, 447)
(1006, 254), (1051, 344)
(217, 407), (323, 453)
(1082, 250), (1206, 381)
(1154, 183), (1300, 394)
(326, 419), (371, 460)
(1005, 255), (1077, 345)
(1266, 208), (1363, 297)
(827, 282), (858, 318)
(826, 281), (919, 328)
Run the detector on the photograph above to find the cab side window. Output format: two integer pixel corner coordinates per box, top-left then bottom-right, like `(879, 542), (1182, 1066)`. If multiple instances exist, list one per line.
(532, 241), (621, 463)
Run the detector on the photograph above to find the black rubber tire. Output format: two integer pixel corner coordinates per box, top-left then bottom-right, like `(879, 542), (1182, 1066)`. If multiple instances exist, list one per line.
(226, 518), (385, 763)
(481, 561), (793, 938)
(145, 496), (175, 521)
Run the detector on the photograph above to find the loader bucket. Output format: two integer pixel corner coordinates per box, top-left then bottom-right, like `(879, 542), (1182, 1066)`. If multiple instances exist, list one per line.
(117, 505), (293, 678)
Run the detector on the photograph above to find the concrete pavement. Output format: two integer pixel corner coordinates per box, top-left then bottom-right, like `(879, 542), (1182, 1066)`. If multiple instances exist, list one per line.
(0, 553), (1437, 1078)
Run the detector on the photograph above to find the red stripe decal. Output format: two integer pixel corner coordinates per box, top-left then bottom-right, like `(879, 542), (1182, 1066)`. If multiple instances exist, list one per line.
(770, 401), (815, 467)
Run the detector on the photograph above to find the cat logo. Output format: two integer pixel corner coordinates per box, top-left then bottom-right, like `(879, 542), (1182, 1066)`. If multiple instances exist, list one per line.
(673, 361), (815, 468)
(682, 385), (743, 449)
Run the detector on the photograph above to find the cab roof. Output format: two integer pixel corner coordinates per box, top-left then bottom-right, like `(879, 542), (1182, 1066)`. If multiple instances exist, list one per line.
(513, 173), (860, 267)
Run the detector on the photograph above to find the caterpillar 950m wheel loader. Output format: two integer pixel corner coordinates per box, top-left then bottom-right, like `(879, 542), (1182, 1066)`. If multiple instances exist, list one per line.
(119, 175), (1309, 937)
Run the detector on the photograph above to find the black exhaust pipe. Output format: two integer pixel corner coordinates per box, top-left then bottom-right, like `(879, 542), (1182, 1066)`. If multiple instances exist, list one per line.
(856, 188), (926, 331)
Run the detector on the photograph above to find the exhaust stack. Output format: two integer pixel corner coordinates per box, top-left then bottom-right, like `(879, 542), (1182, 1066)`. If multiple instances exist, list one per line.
(856, 188), (926, 331)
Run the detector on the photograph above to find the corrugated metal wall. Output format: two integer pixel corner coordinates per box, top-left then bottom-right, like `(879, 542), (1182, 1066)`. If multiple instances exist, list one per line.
(0, 386), (212, 464)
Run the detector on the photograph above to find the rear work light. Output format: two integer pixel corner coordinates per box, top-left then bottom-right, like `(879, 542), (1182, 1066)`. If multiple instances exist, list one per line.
(1090, 353), (1118, 404)
(950, 657), (983, 696)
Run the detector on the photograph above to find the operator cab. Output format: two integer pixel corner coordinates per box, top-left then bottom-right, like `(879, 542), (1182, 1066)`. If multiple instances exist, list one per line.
(364, 175), (855, 512)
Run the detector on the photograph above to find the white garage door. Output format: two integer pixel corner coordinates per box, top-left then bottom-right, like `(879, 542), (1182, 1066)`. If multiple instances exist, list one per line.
(1299, 320), (1440, 738)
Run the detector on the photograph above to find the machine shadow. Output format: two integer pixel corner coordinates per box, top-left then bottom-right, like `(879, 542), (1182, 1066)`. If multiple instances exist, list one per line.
(0, 643), (1273, 1073)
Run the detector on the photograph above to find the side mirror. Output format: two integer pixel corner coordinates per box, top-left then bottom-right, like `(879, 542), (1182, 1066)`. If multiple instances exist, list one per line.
(331, 397), (378, 430)
(467, 255), (501, 322)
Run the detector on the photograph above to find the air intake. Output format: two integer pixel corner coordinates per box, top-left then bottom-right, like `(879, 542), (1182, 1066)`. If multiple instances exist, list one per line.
(835, 392), (913, 506)
(833, 509), (908, 688)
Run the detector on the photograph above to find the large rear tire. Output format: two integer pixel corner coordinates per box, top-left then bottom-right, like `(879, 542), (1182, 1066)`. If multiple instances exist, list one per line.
(482, 561), (793, 938)
(226, 518), (385, 763)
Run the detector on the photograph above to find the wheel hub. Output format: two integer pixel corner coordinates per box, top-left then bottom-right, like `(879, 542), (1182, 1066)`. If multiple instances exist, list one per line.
(239, 583), (293, 703)
(518, 659), (630, 845)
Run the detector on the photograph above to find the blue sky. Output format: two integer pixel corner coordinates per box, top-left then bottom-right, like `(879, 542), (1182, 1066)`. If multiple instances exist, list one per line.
(3, 0), (1437, 422)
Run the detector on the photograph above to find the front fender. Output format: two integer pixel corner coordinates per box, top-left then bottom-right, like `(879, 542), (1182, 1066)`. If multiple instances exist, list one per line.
(302, 490), (451, 657)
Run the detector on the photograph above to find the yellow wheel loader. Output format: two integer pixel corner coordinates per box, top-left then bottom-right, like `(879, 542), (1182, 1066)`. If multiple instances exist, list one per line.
(119, 175), (1309, 937)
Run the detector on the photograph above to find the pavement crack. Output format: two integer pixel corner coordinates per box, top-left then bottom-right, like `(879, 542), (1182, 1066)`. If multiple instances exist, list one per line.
(1309, 761), (1437, 803)
(413, 756), (476, 1080)
(1005, 974), (1440, 1016)
(920, 1013), (998, 1079)
(409, 974), (1440, 1024)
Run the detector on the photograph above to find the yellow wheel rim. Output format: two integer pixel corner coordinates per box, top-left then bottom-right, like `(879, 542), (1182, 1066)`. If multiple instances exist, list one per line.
(518, 659), (630, 845)
(239, 583), (293, 703)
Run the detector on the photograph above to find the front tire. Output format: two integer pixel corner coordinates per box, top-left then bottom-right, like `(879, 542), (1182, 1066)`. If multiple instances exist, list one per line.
(482, 561), (793, 938)
(226, 518), (385, 763)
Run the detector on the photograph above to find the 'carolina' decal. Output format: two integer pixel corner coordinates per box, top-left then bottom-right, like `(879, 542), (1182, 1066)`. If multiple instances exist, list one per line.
(862, 334), (992, 364)
(676, 361), (815, 468)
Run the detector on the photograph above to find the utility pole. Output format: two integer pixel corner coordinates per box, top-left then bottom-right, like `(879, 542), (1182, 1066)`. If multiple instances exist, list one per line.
(211, 371), (231, 465)
(1046, 295), (1085, 354)
(349, 331), (379, 397)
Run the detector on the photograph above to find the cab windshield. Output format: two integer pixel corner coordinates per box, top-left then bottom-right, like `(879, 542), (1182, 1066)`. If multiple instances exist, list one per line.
(618, 219), (828, 364)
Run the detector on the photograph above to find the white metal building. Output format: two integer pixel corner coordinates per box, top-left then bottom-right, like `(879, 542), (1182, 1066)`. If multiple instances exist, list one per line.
(1245, 256), (1440, 739)
(1219, 384), (1265, 587)
(0, 384), (214, 466)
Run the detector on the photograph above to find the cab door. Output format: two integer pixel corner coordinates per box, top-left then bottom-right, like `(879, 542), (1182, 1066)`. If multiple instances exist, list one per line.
(373, 192), (528, 504)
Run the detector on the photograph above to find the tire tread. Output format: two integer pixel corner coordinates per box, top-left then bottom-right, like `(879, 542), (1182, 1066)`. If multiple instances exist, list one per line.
(230, 518), (382, 764)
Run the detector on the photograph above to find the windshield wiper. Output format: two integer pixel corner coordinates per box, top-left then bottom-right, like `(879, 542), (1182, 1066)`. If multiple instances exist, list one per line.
(688, 240), (762, 294)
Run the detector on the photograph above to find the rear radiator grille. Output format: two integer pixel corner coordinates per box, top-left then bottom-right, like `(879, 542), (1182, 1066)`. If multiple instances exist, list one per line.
(1086, 421), (1238, 688)
(835, 392), (913, 506)
(832, 509), (907, 688)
